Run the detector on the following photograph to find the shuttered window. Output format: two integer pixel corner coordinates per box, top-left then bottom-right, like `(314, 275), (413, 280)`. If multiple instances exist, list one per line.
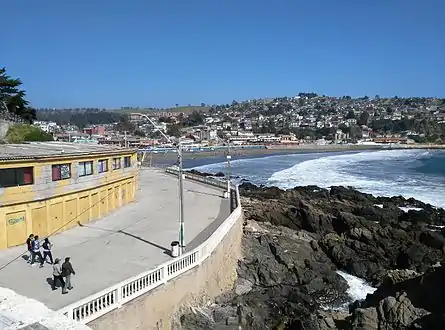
(0, 167), (34, 187)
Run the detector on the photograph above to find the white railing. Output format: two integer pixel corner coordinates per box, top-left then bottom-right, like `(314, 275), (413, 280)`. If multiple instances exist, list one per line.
(58, 169), (242, 324)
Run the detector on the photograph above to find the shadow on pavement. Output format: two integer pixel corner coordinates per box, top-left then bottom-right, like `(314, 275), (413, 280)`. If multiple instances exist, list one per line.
(77, 223), (170, 254)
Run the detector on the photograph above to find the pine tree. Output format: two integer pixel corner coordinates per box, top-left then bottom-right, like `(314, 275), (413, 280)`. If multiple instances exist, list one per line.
(0, 67), (36, 123)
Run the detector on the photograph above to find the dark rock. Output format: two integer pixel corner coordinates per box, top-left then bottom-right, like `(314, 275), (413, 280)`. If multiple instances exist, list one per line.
(186, 169), (225, 177)
(239, 183), (445, 284)
(182, 183), (445, 329)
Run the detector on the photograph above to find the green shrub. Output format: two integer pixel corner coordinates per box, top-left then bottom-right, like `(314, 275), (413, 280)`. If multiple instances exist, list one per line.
(5, 124), (54, 143)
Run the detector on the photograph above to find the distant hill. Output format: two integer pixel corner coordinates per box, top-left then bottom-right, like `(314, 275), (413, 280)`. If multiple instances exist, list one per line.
(110, 105), (210, 115)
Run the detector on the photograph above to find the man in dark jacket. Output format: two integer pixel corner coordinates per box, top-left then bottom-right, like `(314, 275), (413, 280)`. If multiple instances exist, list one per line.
(62, 257), (75, 290)
(25, 234), (34, 263)
(52, 258), (67, 294)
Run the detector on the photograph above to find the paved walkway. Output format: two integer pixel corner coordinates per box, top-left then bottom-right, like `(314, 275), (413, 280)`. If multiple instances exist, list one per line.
(0, 169), (229, 310)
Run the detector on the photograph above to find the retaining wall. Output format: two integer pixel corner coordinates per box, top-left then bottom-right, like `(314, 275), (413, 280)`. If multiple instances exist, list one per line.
(89, 202), (243, 330)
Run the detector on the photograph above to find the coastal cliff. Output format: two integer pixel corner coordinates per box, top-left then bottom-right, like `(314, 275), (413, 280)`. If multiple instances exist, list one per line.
(179, 171), (445, 329)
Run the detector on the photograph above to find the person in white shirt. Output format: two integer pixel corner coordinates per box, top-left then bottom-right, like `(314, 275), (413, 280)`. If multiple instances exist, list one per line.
(31, 235), (44, 268)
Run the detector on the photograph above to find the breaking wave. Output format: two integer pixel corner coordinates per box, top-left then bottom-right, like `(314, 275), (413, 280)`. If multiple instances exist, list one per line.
(268, 150), (445, 208)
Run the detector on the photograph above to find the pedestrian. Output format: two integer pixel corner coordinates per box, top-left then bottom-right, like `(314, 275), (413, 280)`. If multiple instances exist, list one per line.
(62, 257), (75, 290)
(31, 235), (44, 268)
(42, 238), (54, 264)
(52, 258), (67, 294)
(25, 234), (34, 263)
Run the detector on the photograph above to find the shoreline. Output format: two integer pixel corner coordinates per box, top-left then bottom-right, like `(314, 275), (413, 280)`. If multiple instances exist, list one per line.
(143, 143), (444, 166)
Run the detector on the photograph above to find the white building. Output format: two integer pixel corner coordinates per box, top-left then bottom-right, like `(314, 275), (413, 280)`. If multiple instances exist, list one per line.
(34, 120), (58, 133)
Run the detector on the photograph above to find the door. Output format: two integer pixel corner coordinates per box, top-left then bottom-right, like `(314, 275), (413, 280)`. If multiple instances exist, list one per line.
(127, 182), (133, 202)
(6, 211), (27, 247)
(121, 184), (127, 205)
(32, 206), (48, 238)
(114, 186), (120, 208)
(108, 188), (114, 211)
(100, 189), (107, 214)
(78, 196), (89, 224)
(91, 193), (99, 220)
(49, 202), (63, 234)
(65, 198), (78, 229)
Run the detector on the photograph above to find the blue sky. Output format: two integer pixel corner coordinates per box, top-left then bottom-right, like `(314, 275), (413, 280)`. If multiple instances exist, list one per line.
(3, 0), (444, 108)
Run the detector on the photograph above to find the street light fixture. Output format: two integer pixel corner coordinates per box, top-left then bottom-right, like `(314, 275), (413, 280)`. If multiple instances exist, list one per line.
(138, 114), (185, 254)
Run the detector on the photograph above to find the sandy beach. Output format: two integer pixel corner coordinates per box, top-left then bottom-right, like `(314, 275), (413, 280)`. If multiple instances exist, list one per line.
(143, 144), (375, 167)
(142, 143), (445, 168)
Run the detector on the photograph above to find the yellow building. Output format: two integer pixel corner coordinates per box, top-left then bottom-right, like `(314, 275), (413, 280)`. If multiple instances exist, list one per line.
(0, 142), (138, 249)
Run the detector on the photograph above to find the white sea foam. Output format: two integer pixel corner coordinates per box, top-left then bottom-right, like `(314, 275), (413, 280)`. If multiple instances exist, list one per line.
(398, 206), (423, 212)
(268, 150), (445, 208)
(337, 270), (377, 302)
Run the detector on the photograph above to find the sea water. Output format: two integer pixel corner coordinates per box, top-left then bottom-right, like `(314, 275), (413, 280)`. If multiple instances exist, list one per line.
(189, 149), (445, 208)
(189, 149), (445, 304)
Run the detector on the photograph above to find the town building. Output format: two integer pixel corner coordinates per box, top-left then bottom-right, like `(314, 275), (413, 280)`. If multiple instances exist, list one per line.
(0, 142), (138, 249)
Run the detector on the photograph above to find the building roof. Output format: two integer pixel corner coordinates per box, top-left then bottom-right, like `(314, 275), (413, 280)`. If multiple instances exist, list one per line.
(0, 142), (135, 161)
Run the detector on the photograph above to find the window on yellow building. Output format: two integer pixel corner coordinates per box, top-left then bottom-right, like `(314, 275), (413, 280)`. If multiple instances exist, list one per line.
(98, 159), (108, 173)
(0, 167), (34, 187)
(112, 157), (121, 170)
(124, 156), (131, 168)
(52, 164), (71, 181)
(78, 161), (94, 177)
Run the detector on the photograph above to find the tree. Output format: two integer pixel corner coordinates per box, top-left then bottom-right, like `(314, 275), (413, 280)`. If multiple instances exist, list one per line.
(0, 67), (36, 123)
(345, 110), (356, 119)
(115, 115), (134, 132)
(338, 123), (349, 134)
(167, 124), (181, 137)
(358, 111), (370, 126)
(185, 111), (204, 126)
(134, 129), (146, 137)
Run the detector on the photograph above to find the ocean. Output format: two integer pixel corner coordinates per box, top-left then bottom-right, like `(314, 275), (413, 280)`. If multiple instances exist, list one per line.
(188, 149), (445, 305)
(187, 149), (445, 208)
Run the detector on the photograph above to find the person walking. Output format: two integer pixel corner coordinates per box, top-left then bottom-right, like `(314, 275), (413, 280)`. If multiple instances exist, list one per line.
(62, 257), (75, 290)
(31, 235), (44, 268)
(42, 238), (54, 264)
(25, 234), (34, 264)
(52, 258), (67, 294)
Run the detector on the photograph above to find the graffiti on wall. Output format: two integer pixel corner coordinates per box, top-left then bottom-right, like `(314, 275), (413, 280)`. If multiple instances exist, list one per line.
(7, 214), (25, 226)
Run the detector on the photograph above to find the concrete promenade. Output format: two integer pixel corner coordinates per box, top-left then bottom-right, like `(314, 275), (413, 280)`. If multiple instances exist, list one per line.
(0, 168), (229, 310)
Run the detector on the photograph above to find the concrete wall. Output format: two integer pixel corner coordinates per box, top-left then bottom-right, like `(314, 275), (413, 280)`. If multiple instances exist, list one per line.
(88, 209), (244, 330)
(0, 152), (139, 249)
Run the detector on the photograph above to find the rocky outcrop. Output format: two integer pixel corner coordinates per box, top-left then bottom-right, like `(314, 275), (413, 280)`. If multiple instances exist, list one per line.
(346, 263), (445, 329)
(239, 184), (445, 285)
(180, 182), (445, 329)
(186, 169), (225, 177)
(180, 221), (350, 329)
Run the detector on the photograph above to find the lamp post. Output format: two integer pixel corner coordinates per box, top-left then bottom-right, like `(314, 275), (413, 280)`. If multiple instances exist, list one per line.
(226, 139), (231, 199)
(139, 114), (185, 254)
(177, 145), (185, 252)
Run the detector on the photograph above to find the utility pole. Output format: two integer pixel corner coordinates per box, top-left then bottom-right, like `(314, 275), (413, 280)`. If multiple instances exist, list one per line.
(178, 144), (185, 253)
(226, 141), (231, 198)
(139, 114), (186, 254)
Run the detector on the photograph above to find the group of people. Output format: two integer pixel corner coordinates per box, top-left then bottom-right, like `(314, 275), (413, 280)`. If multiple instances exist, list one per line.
(26, 234), (52, 267)
(25, 234), (76, 295)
